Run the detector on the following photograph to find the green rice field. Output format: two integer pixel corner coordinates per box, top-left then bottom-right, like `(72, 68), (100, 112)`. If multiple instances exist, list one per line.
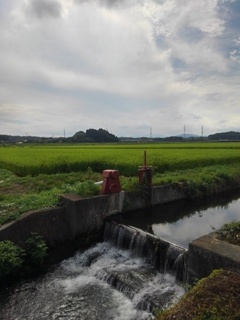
(1, 142), (240, 177)
(1, 141), (240, 226)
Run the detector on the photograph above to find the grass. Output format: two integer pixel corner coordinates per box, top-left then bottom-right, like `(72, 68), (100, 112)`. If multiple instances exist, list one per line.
(216, 220), (240, 246)
(156, 269), (240, 320)
(1, 161), (240, 226)
(0, 168), (102, 226)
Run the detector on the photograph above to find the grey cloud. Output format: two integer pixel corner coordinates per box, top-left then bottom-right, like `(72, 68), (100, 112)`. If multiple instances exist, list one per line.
(99, 0), (125, 7)
(27, 0), (62, 19)
(190, 114), (202, 120)
(1, 0), (240, 137)
(75, 0), (127, 8)
(179, 26), (204, 43)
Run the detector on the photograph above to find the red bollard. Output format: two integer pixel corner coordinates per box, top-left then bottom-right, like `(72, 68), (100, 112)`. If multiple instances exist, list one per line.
(101, 170), (121, 194)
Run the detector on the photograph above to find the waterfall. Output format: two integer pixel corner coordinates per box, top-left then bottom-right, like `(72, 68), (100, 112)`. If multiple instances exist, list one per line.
(0, 222), (187, 319)
(104, 221), (188, 283)
(1, 242), (185, 319)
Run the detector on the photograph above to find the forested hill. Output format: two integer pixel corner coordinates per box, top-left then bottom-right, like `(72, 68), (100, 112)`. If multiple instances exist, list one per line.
(208, 131), (240, 141)
(0, 128), (119, 143)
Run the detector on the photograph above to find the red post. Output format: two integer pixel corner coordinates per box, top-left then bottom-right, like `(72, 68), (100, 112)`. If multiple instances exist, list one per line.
(138, 151), (153, 186)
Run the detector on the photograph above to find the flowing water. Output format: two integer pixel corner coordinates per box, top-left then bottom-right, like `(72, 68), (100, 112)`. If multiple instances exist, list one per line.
(2, 190), (240, 319)
(0, 223), (185, 320)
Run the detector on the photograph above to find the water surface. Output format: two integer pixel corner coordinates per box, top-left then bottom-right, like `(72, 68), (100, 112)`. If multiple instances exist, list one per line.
(121, 190), (240, 248)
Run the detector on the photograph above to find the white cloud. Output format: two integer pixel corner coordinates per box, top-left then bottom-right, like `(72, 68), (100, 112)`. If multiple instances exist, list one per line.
(0, 0), (239, 137)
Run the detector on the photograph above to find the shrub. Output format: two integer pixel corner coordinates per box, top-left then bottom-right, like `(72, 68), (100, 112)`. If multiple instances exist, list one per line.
(0, 240), (24, 279)
(217, 220), (240, 245)
(75, 180), (100, 197)
(25, 233), (48, 266)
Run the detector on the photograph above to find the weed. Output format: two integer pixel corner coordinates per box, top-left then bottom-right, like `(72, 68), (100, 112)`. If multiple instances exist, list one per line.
(24, 233), (48, 266)
(0, 240), (24, 279)
(74, 180), (100, 197)
(0, 233), (48, 282)
(217, 220), (240, 245)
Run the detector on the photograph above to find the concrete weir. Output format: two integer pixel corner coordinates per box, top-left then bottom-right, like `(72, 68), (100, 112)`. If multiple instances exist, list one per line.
(0, 185), (240, 283)
(188, 232), (240, 283)
(104, 221), (188, 283)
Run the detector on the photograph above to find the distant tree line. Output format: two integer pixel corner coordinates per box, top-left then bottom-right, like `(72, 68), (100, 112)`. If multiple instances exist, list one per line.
(1, 130), (240, 144)
(0, 128), (119, 144)
(208, 131), (240, 141)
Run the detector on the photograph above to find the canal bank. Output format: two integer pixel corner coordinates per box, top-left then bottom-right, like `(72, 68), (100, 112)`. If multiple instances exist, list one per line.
(0, 185), (185, 247)
(0, 185), (239, 282)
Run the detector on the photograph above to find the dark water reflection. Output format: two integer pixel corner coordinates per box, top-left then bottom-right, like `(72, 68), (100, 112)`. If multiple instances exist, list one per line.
(120, 189), (240, 248)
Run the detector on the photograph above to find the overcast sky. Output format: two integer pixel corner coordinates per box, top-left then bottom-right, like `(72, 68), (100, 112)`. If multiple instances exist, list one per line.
(0, 0), (240, 138)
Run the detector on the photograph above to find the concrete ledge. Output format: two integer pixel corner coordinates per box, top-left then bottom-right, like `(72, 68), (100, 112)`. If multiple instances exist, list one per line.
(151, 185), (186, 205)
(188, 233), (240, 283)
(0, 207), (71, 247)
(60, 193), (120, 237)
(119, 190), (151, 212)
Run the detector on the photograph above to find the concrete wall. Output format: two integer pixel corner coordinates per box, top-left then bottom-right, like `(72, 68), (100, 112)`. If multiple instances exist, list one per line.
(188, 233), (240, 283)
(1, 185), (240, 284)
(0, 193), (121, 247)
(0, 207), (71, 247)
(151, 185), (186, 205)
(60, 193), (120, 237)
(0, 185), (185, 248)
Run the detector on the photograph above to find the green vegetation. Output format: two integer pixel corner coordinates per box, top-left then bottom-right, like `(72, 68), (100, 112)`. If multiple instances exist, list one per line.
(0, 128), (119, 144)
(156, 269), (240, 320)
(24, 233), (48, 266)
(0, 233), (48, 282)
(0, 168), (102, 225)
(217, 220), (240, 245)
(1, 142), (240, 317)
(0, 240), (24, 279)
(1, 142), (240, 225)
(1, 142), (240, 177)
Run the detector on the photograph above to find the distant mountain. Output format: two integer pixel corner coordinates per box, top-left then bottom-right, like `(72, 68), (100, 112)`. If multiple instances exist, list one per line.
(177, 134), (200, 138)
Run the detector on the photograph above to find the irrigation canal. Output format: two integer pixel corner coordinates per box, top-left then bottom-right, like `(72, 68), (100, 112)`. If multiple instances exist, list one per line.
(1, 189), (240, 319)
(120, 189), (240, 248)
